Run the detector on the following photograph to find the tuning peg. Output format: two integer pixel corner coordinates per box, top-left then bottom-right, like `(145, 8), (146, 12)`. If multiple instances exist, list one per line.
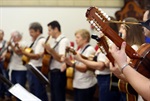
(97, 28), (101, 31)
(92, 23), (96, 27)
(99, 8), (102, 11)
(90, 20), (94, 24)
(107, 17), (111, 21)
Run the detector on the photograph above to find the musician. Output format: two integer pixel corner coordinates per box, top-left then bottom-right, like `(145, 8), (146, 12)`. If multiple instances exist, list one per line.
(19, 22), (48, 101)
(110, 17), (145, 101)
(0, 29), (7, 100)
(63, 29), (97, 101)
(6, 30), (27, 101)
(43, 20), (70, 101)
(109, 41), (150, 101)
(110, 17), (145, 81)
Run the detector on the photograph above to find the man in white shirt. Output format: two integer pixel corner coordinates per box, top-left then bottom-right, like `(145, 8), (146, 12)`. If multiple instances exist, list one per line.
(20, 22), (48, 101)
(43, 20), (70, 101)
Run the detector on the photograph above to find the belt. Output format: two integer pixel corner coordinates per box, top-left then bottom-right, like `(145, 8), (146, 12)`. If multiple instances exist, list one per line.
(50, 69), (60, 73)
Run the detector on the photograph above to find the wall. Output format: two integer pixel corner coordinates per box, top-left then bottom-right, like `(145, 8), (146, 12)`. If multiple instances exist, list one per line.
(0, 7), (120, 47)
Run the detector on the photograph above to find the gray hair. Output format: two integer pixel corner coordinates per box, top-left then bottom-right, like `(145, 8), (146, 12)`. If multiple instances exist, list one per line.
(11, 30), (23, 38)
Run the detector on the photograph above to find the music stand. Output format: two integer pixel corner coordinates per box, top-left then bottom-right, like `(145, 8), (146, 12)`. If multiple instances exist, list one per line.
(25, 63), (50, 85)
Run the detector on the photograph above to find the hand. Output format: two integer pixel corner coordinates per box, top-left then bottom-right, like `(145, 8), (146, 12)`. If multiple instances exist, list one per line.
(43, 43), (52, 52)
(109, 62), (122, 76)
(109, 42), (128, 68)
(61, 63), (67, 72)
(74, 52), (82, 61)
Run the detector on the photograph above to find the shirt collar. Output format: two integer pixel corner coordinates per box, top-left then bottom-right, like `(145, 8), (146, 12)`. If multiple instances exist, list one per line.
(55, 34), (64, 43)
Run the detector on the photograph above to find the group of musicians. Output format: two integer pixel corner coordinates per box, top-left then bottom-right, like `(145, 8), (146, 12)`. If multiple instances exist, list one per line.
(0, 7), (150, 101)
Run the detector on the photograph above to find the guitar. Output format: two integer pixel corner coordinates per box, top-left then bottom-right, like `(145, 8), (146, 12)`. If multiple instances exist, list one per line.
(41, 35), (51, 75)
(22, 48), (33, 65)
(3, 37), (13, 70)
(91, 34), (119, 91)
(86, 6), (150, 100)
(65, 46), (93, 90)
(65, 46), (75, 90)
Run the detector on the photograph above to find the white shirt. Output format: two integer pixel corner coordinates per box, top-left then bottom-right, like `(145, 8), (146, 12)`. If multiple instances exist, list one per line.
(8, 40), (27, 71)
(95, 37), (112, 75)
(50, 34), (70, 70)
(73, 44), (97, 89)
(29, 34), (45, 67)
(95, 51), (110, 75)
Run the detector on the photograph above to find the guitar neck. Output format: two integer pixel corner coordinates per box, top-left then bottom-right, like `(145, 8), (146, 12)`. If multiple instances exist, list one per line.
(66, 46), (90, 60)
(86, 7), (141, 59)
(71, 51), (89, 60)
(102, 25), (140, 59)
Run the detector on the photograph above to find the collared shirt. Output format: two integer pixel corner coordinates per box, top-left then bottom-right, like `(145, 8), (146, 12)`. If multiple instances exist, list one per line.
(95, 37), (113, 75)
(73, 44), (97, 89)
(50, 34), (70, 70)
(95, 51), (110, 75)
(29, 34), (45, 67)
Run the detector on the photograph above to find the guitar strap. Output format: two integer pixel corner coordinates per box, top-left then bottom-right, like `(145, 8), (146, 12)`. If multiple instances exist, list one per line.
(81, 44), (91, 54)
(50, 37), (66, 61)
(2, 40), (6, 50)
(29, 36), (44, 48)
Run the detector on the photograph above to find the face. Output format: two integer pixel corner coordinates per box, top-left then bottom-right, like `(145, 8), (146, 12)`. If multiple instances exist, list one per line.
(48, 26), (56, 38)
(143, 10), (150, 37)
(29, 29), (39, 41)
(75, 33), (85, 47)
(119, 24), (127, 40)
(0, 31), (4, 41)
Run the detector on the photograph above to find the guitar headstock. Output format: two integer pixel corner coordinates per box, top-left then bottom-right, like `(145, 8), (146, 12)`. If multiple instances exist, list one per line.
(86, 7), (110, 32)
(65, 46), (76, 55)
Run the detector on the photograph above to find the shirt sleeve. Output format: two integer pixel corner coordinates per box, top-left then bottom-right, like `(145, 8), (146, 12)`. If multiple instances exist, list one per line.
(34, 38), (45, 54)
(97, 52), (107, 62)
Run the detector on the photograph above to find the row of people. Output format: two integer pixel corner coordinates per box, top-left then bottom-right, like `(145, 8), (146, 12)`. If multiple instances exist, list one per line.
(0, 9), (150, 101)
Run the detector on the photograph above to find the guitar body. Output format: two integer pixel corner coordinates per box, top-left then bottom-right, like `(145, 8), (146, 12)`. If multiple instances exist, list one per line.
(41, 52), (51, 75)
(131, 43), (150, 78)
(66, 67), (74, 90)
(118, 43), (150, 96)
(22, 48), (33, 65)
(3, 50), (12, 70)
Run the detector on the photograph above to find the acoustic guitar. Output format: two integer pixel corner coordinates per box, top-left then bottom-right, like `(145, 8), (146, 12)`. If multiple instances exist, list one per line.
(41, 35), (51, 75)
(65, 46), (92, 90)
(22, 48), (33, 65)
(86, 6), (150, 101)
(91, 34), (137, 101)
(2, 37), (13, 70)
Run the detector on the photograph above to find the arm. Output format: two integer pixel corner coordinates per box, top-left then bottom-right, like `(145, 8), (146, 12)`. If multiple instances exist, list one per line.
(22, 50), (42, 60)
(110, 42), (150, 100)
(47, 48), (63, 62)
(63, 55), (88, 72)
(74, 51), (106, 71)
(21, 39), (44, 60)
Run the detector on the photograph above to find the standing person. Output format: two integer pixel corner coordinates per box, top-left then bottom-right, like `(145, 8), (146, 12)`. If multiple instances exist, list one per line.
(73, 36), (124, 101)
(110, 17), (145, 101)
(7, 30), (27, 101)
(0, 29), (7, 101)
(43, 20), (70, 101)
(19, 22), (48, 101)
(110, 17), (145, 81)
(63, 29), (97, 101)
